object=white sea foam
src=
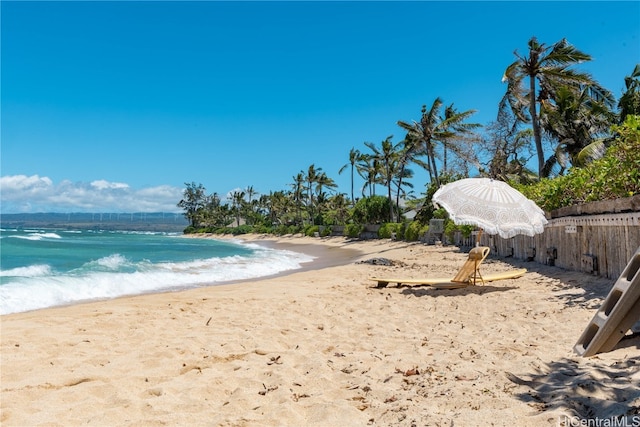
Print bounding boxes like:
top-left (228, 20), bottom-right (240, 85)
top-left (39, 232), bottom-right (62, 239)
top-left (116, 230), bottom-right (178, 236)
top-left (88, 254), bottom-right (130, 271)
top-left (0, 264), bottom-right (53, 278)
top-left (0, 246), bottom-right (315, 315)
top-left (12, 232), bottom-right (62, 241)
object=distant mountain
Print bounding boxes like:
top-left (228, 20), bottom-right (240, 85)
top-left (0, 212), bottom-right (188, 232)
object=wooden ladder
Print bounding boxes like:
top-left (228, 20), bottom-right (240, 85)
top-left (574, 245), bottom-right (640, 357)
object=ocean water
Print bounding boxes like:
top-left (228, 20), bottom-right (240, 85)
top-left (0, 228), bottom-right (315, 315)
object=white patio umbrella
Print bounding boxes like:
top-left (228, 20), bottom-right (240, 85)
top-left (432, 177), bottom-right (548, 240)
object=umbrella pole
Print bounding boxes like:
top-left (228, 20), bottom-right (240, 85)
top-left (476, 228), bottom-right (483, 247)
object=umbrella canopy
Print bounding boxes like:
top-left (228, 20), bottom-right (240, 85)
top-left (432, 178), bottom-right (548, 239)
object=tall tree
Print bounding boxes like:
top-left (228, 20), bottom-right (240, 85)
top-left (393, 165), bottom-right (415, 221)
top-left (313, 172), bottom-right (337, 224)
top-left (500, 37), bottom-right (608, 176)
top-left (398, 100), bottom-right (441, 185)
top-left (245, 186), bottom-right (257, 205)
top-left (356, 154), bottom-right (380, 197)
top-left (231, 190), bottom-right (245, 227)
top-left (202, 192), bottom-right (225, 227)
top-left (267, 191), bottom-right (290, 226)
top-left (315, 171), bottom-right (337, 197)
top-left (394, 132), bottom-right (424, 221)
top-left (365, 136), bottom-right (399, 222)
top-left (397, 98), bottom-right (478, 187)
top-left (242, 185), bottom-right (260, 225)
top-left (325, 193), bottom-right (350, 225)
top-left (619, 64), bottom-right (640, 123)
top-left (289, 173), bottom-right (305, 225)
top-left (539, 84), bottom-right (615, 174)
top-left (482, 110), bottom-right (537, 184)
top-left (338, 147), bottom-right (361, 205)
top-left (177, 182), bottom-right (206, 228)
top-left (440, 104), bottom-right (482, 175)
top-left (304, 164), bottom-right (323, 223)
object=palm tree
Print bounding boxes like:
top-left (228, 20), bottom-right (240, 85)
top-left (202, 192), bottom-right (224, 227)
top-left (243, 186), bottom-right (259, 225)
top-left (315, 171), bottom-right (337, 197)
top-left (313, 172), bottom-right (337, 224)
top-left (365, 136), bottom-right (399, 222)
top-left (245, 186), bottom-right (257, 205)
top-left (440, 104), bottom-right (482, 175)
top-left (267, 191), bottom-right (291, 226)
top-left (304, 164), bottom-right (323, 223)
top-left (397, 98), bottom-right (478, 187)
top-left (355, 154), bottom-right (379, 197)
top-left (500, 37), bottom-right (608, 176)
top-left (393, 166), bottom-right (414, 220)
top-left (539, 84), bottom-right (615, 174)
top-left (231, 190), bottom-right (245, 227)
top-left (619, 64), bottom-right (640, 122)
top-left (256, 193), bottom-right (271, 224)
top-left (338, 147), bottom-right (361, 206)
top-left (326, 193), bottom-right (350, 225)
top-left (289, 173), bottom-right (305, 225)
top-left (398, 101), bottom-right (440, 184)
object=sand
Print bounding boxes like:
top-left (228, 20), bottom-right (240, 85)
top-left (1, 235), bottom-right (639, 427)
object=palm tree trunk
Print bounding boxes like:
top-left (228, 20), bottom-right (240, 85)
top-left (350, 164), bottom-right (355, 205)
top-left (387, 181), bottom-right (393, 223)
top-left (395, 167), bottom-right (404, 224)
top-left (427, 141), bottom-right (440, 186)
top-left (443, 142), bottom-right (448, 175)
top-left (529, 74), bottom-right (544, 176)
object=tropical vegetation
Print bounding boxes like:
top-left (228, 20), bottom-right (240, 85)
top-left (178, 37), bottom-right (640, 241)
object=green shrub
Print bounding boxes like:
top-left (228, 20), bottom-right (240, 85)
top-left (305, 225), bottom-right (320, 237)
top-left (459, 225), bottom-right (474, 238)
top-left (183, 226), bottom-right (197, 234)
top-left (288, 225), bottom-right (303, 235)
top-left (519, 115), bottom-right (640, 211)
top-left (230, 225), bottom-right (252, 235)
top-left (404, 221), bottom-right (424, 241)
top-left (444, 219), bottom-right (457, 243)
top-left (418, 223), bottom-right (429, 241)
top-left (272, 225), bottom-right (288, 235)
top-left (396, 222), bottom-right (407, 240)
top-left (251, 224), bottom-right (271, 234)
top-left (351, 195), bottom-right (392, 224)
top-left (378, 223), bottom-right (397, 239)
top-left (344, 223), bottom-right (364, 238)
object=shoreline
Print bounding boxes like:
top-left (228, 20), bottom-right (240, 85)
top-left (0, 234), bottom-right (365, 317)
top-left (2, 236), bottom-right (638, 426)
top-left (214, 233), bottom-right (368, 274)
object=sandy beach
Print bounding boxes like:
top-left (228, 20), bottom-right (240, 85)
top-left (2, 235), bottom-right (639, 426)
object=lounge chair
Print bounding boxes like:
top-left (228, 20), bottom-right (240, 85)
top-left (369, 246), bottom-right (526, 289)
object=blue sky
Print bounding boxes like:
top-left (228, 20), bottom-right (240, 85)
top-left (1, 1), bottom-right (639, 213)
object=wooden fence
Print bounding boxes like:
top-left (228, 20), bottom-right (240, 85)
top-left (477, 197), bottom-right (640, 280)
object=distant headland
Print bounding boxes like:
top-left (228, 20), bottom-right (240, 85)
top-left (0, 212), bottom-right (188, 232)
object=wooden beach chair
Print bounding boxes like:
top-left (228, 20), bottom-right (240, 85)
top-left (369, 246), bottom-right (525, 289)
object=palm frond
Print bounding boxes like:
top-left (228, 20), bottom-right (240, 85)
top-left (574, 138), bottom-right (607, 166)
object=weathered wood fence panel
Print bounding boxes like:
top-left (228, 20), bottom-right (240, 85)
top-left (479, 212), bottom-right (640, 279)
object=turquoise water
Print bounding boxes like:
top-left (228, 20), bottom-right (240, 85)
top-left (0, 228), bottom-right (314, 314)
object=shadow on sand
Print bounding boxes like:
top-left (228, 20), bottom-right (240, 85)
top-left (505, 346), bottom-right (640, 422)
top-left (398, 284), bottom-right (517, 298)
